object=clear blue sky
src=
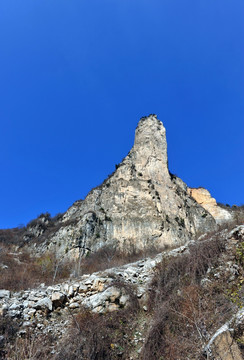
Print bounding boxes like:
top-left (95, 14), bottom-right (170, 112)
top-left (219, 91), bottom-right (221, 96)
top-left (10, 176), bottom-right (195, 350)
top-left (0, 0), bottom-right (243, 229)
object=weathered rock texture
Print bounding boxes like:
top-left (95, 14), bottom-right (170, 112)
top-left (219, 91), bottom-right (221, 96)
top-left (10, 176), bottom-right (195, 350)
top-left (33, 115), bottom-right (217, 257)
top-left (209, 330), bottom-right (242, 360)
top-left (187, 187), bottom-right (232, 224)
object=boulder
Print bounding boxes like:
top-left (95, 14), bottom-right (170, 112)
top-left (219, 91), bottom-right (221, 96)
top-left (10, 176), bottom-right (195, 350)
top-left (0, 290), bottom-right (10, 299)
top-left (83, 286), bottom-right (121, 310)
top-left (33, 297), bottom-right (52, 311)
top-left (69, 302), bottom-right (80, 309)
top-left (211, 331), bottom-right (242, 360)
top-left (51, 292), bottom-right (66, 308)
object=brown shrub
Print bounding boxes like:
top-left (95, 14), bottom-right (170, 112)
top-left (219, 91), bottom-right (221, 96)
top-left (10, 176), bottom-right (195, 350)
top-left (142, 284), bottom-right (232, 359)
top-left (78, 244), bottom-right (162, 276)
top-left (148, 236), bottom-right (225, 308)
top-left (55, 281), bottom-right (140, 360)
top-left (0, 212), bottom-right (67, 248)
top-left (0, 316), bottom-right (21, 359)
top-left (0, 247), bottom-right (72, 291)
top-left (3, 331), bottom-right (55, 360)
top-left (0, 227), bottom-right (26, 246)
top-left (56, 310), bottom-right (135, 360)
top-left (141, 236), bottom-right (233, 359)
top-left (0, 241), bottom-right (161, 291)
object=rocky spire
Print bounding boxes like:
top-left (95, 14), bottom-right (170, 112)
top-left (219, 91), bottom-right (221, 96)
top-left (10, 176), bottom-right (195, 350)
top-left (122, 114), bottom-right (170, 182)
top-left (133, 115), bottom-right (168, 171)
top-left (42, 115), bottom-right (217, 257)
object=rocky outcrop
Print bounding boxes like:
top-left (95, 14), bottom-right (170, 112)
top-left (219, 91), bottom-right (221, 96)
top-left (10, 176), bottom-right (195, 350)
top-left (36, 115), bottom-right (216, 257)
top-left (187, 187), bottom-right (232, 224)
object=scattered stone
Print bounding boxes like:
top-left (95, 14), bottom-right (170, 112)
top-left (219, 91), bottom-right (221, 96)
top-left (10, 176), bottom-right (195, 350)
top-left (69, 302), bottom-right (80, 309)
top-left (9, 303), bottom-right (21, 311)
top-left (28, 309), bottom-right (36, 317)
top-left (51, 292), bottom-right (66, 308)
top-left (106, 303), bottom-right (119, 312)
top-left (120, 294), bottom-right (129, 307)
top-left (0, 290), bottom-right (10, 298)
top-left (78, 284), bottom-right (88, 293)
top-left (22, 321), bottom-right (32, 327)
top-left (68, 286), bottom-right (74, 297)
top-left (34, 297), bottom-right (52, 311)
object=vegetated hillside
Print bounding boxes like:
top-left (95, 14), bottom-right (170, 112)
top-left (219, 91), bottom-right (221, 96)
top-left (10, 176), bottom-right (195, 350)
top-left (1, 217), bottom-right (244, 359)
top-left (0, 206), bottom-right (243, 293)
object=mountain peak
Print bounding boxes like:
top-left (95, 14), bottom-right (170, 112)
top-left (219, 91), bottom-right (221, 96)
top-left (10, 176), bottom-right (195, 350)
top-left (129, 114), bottom-right (169, 179)
top-left (55, 115), bottom-right (217, 257)
top-left (135, 114), bottom-right (166, 150)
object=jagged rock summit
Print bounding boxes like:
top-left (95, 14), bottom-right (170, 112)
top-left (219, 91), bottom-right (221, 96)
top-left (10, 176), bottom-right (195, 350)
top-left (41, 115), bottom-right (217, 257)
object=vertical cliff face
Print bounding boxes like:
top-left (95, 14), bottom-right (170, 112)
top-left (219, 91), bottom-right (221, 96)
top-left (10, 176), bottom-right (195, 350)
top-left (43, 115), bottom-right (217, 256)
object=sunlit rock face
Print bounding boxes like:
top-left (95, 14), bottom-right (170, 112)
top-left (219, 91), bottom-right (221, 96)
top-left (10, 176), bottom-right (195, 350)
top-left (45, 115), bottom-right (217, 256)
top-left (187, 187), bottom-right (232, 224)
